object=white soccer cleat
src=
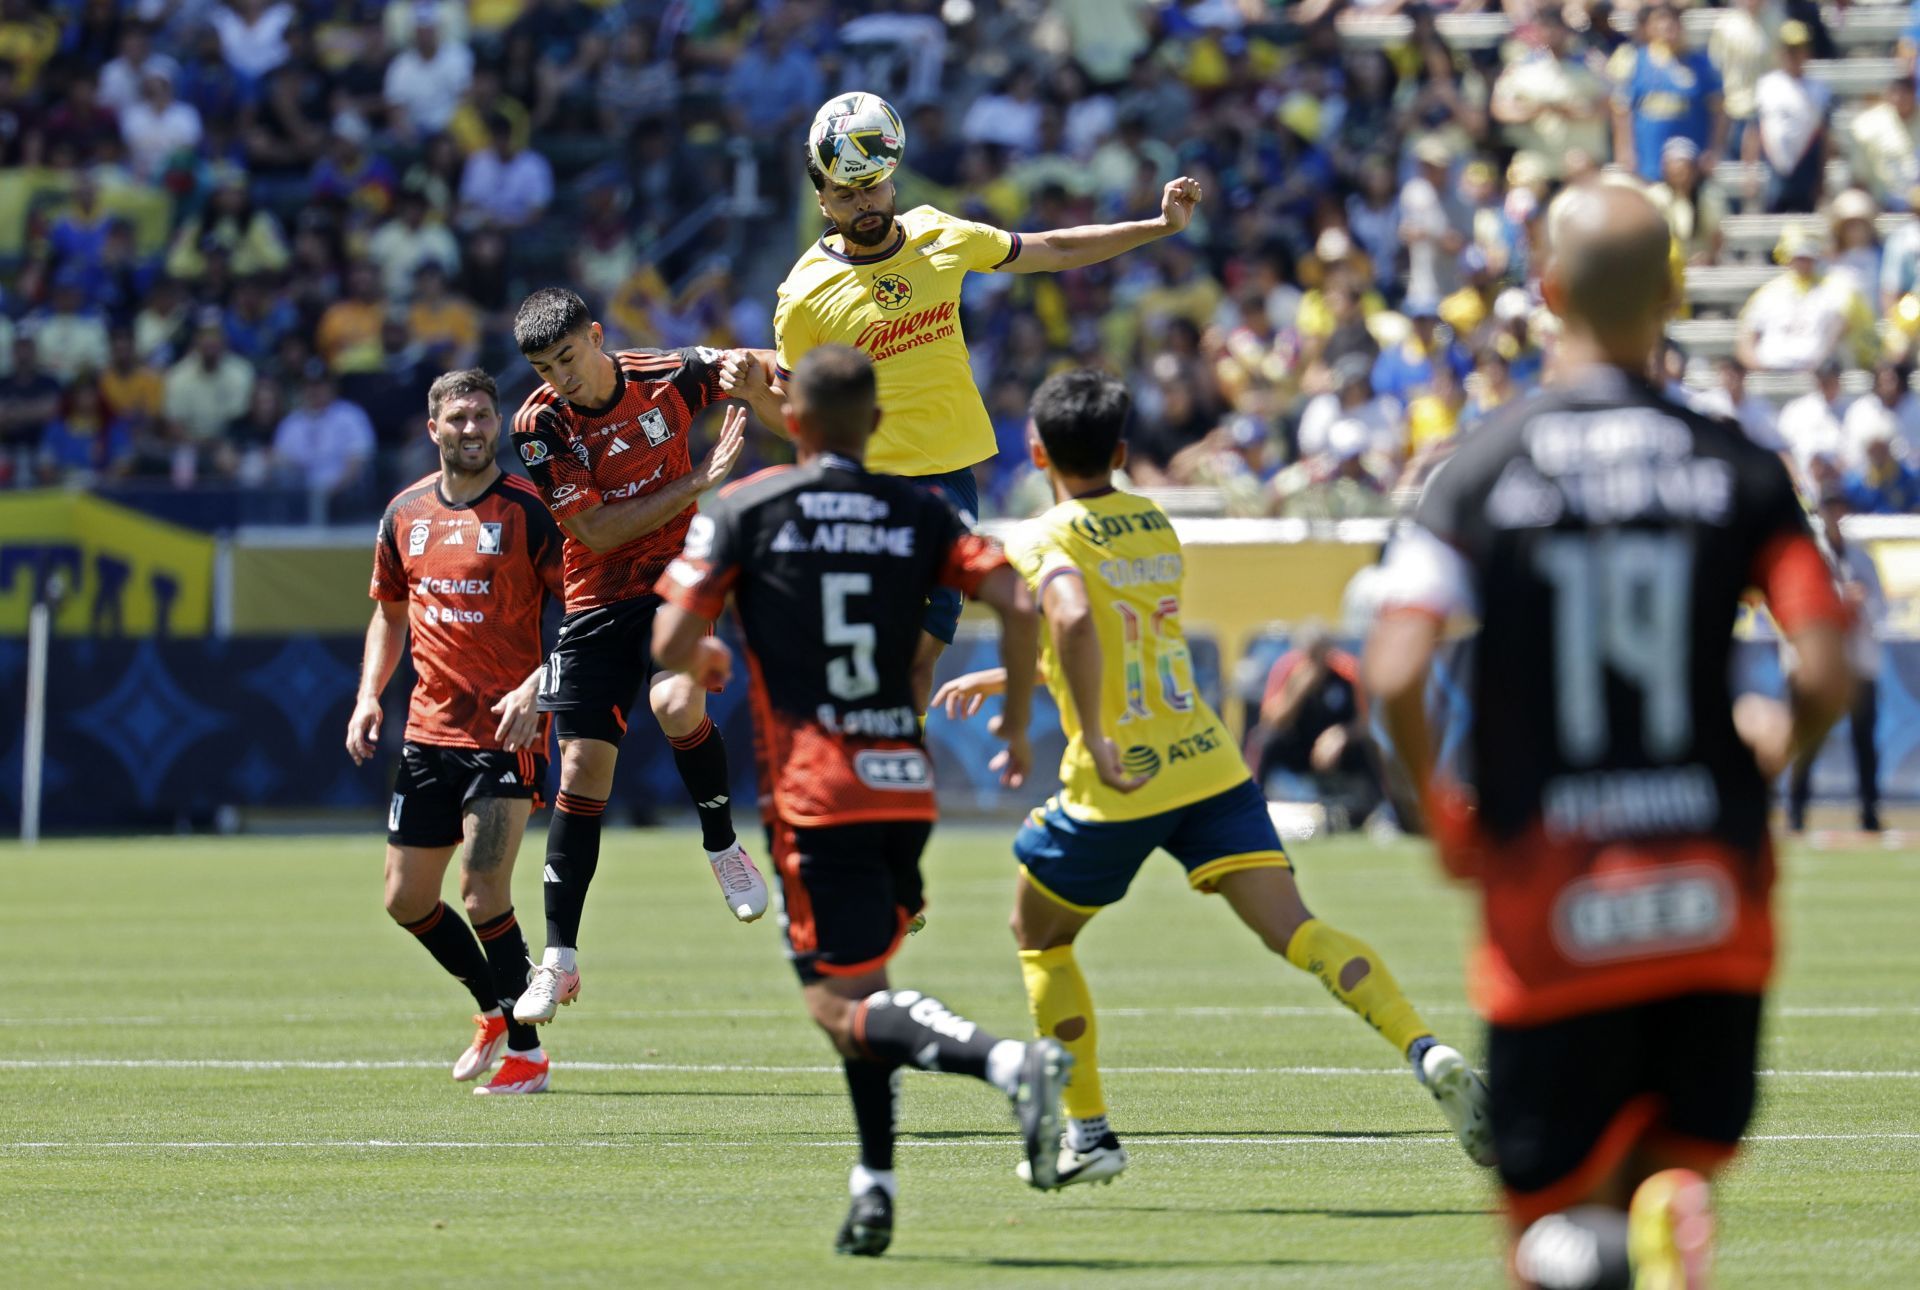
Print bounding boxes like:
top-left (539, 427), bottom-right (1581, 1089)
top-left (451, 1013), bottom-right (508, 1082)
top-left (513, 959), bottom-right (580, 1023)
top-left (708, 842), bottom-right (769, 923)
top-left (1016, 1132), bottom-right (1129, 1189)
top-left (1421, 1043), bottom-right (1497, 1167)
top-left (473, 1050), bottom-right (550, 1096)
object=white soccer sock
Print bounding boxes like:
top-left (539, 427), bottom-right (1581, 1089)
top-left (543, 946), bottom-right (578, 973)
top-left (985, 1040), bottom-right (1026, 1096)
top-left (1067, 1115), bottom-right (1110, 1152)
top-left (507, 1046), bottom-right (544, 1061)
top-left (849, 1164), bottom-right (897, 1198)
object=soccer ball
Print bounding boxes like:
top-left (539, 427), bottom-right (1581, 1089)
top-left (807, 92), bottom-right (906, 189)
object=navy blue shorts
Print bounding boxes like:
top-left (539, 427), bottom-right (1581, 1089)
top-left (1013, 779), bottom-right (1291, 911)
top-left (915, 467), bottom-right (979, 645)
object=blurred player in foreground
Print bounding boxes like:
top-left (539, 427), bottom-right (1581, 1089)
top-left (935, 369), bottom-right (1493, 1188)
top-left (734, 91), bottom-right (1205, 711)
top-left (348, 369), bottom-right (563, 1095)
top-left (507, 288), bottom-right (787, 1023)
top-left (651, 346), bottom-right (1071, 1257)
top-left (1364, 184), bottom-right (1854, 1289)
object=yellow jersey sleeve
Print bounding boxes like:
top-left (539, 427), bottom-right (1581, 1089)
top-left (773, 277), bottom-right (819, 378)
top-left (941, 213), bottom-right (1021, 274)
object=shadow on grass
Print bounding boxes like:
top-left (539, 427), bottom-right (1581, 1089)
top-left (545, 1088), bottom-right (843, 1099)
top-left (895, 1255), bottom-right (1352, 1271)
top-left (1100, 1203), bottom-right (1495, 1219)
top-left (1118, 1128), bottom-right (1444, 1140)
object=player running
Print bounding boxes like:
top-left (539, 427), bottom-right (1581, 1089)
top-left (651, 347), bottom-right (1070, 1257)
top-left (728, 91), bottom-right (1203, 711)
top-left (1363, 184), bottom-right (1853, 1290)
top-left (507, 288), bottom-right (787, 1023)
top-left (934, 369), bottom-right (1493, 1187)
top-left (348, 368), bottom-right (562, 1096)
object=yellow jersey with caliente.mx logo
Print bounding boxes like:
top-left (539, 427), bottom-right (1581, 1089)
top-left (774, 205), bottom-right (1022, 478)
top-left (1006, 490), bottom-right (1249, 823)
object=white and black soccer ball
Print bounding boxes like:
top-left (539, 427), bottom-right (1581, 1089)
top-left (807, 92), bottom-right (906, 189)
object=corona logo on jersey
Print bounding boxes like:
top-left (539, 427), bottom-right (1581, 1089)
top-left (873, 273), bottom-right (913, 310)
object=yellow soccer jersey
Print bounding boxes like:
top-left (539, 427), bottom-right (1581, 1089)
top-left (774, 205), bottom-right (1020, 478)
top-left (1007, 490), bottom-right (1249, 823)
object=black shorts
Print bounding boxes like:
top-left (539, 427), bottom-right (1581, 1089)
top-left (536, 597), bottom-right (661, 746)
top-left (388, 742), bottom-right (548, 848)
top-left (1489, 992), bottom-right (1762, 1223)
top-left (773, 819), bottom-right (931, 984)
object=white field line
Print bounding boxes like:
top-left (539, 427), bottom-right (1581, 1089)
top-left (4, 1133), bottom-right (1916, 1152)
top-left (5, 1058), bottom-right (1920, 1079)
top-left (3, 1003), bottom-right (1917, 1027)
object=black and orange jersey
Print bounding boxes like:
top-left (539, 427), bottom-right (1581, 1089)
top-left (371, 471), bottom-right (564, 749)
top-left (510, 346), bottom-right (727, 612)
top-left (1379, 366), bottom-right (1849, 1025)
top-left (656, 454), bottom-right (1007, 828)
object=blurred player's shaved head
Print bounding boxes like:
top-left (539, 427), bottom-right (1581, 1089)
top-left (1542, 184), bottom-right (1675, 369)
top-left (787, 346), bottom-right (880, 457)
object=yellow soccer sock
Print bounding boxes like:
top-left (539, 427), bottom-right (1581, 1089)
top-left (1018, 944), bottom-right (1107, 1120)
top-left (1282, 918), bottom-right (1433, 1057)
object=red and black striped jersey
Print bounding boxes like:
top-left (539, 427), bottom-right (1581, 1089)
top-left (510, 346), bottom-right (726, 612)
top-left (371, 471), bottom-right (564, 749)
top-left (656, 454), bottom-right (1008, 827)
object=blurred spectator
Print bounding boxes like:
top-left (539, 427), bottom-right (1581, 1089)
top-left (118, 65), bottom-right (202, 181)
top-left (48, 175), bottom-right (115, 274)
top-left (1489, 10), bottom-right (1608, 184)
top-left (1737, 225), bottom-right (1877, 372)
top-left (1408, 355), bottom-right (1466, 451)
top-left (42, 380), bottom-right (132, 479)
top-left (99, 24), bottom-right (179, 116)
top-left (24, 272), bottom-right (112, 385)
top-left (367, 187), bottom-right (459, 299)
top-left (963, 68), bottom-right (1044, 152)
top-left (1648, 137), bottom-right (1727, 265)
top-left (1847, 360), bottom-right (1920, 459)
top-left (1778, 358), bottom-right (1855, 474)
top-left (1848, 79), bottom-right (1920, 214)
top-left (271, 362), bottom-right (375, 500)
top-left (1694, 355), bottom-right (1787, 451)
top-left (1788, 489), bottom-right (1883, 832)
top-left (209, 0), bottom-right (293, 88)
top-left (1458, 347), bottom-right (1514, 434)
top-left (383, 3), bottom-right (471, 140)
top-left (1372, 298), bottom-right (1468, 407)
top-left (1274, 417), bottom-right (1392, 520)
top-left (1748, 22), bottom-right (1830, 214)
top-left (99, 328), bottom-right (166, 432)
top-left (1345, 155), bottom-right (1400, 296)
top-left (596, 26), bottom-right (677, 137)
top-left (1708, 0), bottom-right (1772, 162)
top-left (458, 113), bottom-right (553, 230)
top-left (164, 311), bottom-right (255, 448)
top-left (1399, 134), bottom-right (1468, 302)
top-left (1614, 5), bottom-right (1725, 181)
top-left (1246, 626), bottom-right (1378, 816)
top-left (405, 263), bottom-right (480, 369)
top-left (315, 262), bottom-right (387, 374)
top-left (1881, 205), bottom-right (1920, 318)
top-left (42, 72), bottom-right (120, 164)
top-left (308, 114), bottom-right (395, 217)
top-left (1300, 354), bottom-right (1401, 463)
top-left (165, 170), bottom-right (289, 279)
top-left (724, 19), bottom-right (822, 144)
top-left (1843, 404), bottom-right (1920, 512)
top-left (0, 0), bottom-right (58, 89)
top-left (0, 336), bottom-right (62, 457)
top-left (1830, 190), bottom-right (1884, 303)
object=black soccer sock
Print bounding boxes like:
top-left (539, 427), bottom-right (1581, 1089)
top-left (399, 902), bottom-right (495, 1013)
top-left (843, 1058), bottom-right (900, 1172)
top-left (853, 989), bottom-right (1004, 1081)
top-left (668, 716), bottom-right (737, 853)
top-left (544, 791), bottom-right (606, 949)
top-left (473, 907), bottom-right (541, 1051)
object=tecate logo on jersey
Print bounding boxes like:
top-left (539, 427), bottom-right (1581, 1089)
top-left (854, 749), bottom-right (932, 791)
top-left (1550, 862), bottom-right (1735, 964)
top-left (423, 606), bottom-right (487, 624)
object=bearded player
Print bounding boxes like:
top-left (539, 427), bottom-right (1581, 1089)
top-left (349, 368), bottom-right (563, 1095)
top-left (722, 91), bottom-right (1204, 712)
top-left (508, 287), bottom-right (787, 1023)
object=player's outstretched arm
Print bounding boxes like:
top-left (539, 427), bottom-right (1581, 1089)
top-left (716, 350), bottom-right (790, 437)
top-left (1362, 609), bottom-right (1443, 803)
top-left (651, 605), bottom-right (733, 691)
top-left (490, 667), bottom-right (544, 753)
top-left (561, 407), bottom-right (748, 553)
top-left (347, 601), bottom-right (408, 765)
top-left (1042, 571), bottom-right (1149, 794)
top-left (971, 564), bottom-right (1039, 789)
top-left (1003, 177), bottom-right (1203, 275)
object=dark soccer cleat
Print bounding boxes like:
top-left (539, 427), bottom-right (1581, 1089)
top-left (1011, 1039), bottom-right (1074, 1190)
top-left (834, 1187), bottom-right (893, 1257)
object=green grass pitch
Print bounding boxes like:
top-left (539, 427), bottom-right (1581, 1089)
top-left (2, 828), bottom-right (1916, 1287)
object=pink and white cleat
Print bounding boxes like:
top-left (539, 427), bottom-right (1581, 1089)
top-left (708, 842), bottom-right (769, 923)
top-left (473, 1050), bottom-right (550, 1096)
top-left (513, 959), bottom-right (580, 1023)
top-left (452, 1013), bottom-right (508, 1082)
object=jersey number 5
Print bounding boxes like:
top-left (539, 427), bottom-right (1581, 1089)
top-left (1114, 597), bottom-right (1197, 723)
top-left (822, 573), bottom-right (880, 701)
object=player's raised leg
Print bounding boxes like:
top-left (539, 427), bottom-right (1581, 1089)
top-left (457, 795), bottom-right (549, 1095)
top-left (517, 736), bottom-right (609, 1022)
top-left (649, 670), bottom-right (766, 922)
top-left (1009, 871), bottom-right (1127, 1189)
top-left (1214, 859), bottom-right (1494, 1167)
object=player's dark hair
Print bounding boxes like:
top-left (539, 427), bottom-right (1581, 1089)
top-left (427, 368), bottom-right (498, 420)
top-left (513, 287), bottom-right (592, 355)
top-left (1029, 368), bottom-right (1131, 477)
top-left (791, 346), bottom-right (877, 454)
top-left (805, 156), bottom-right (828, 192)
